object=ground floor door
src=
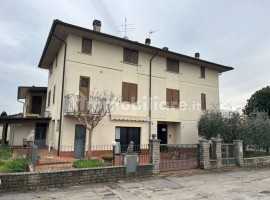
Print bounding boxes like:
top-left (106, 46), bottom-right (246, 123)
top-left (158, 124), bottom-right (168, 151)
top-left (35, 123), bottom-right (47, 148)
top-left (74, 125), bottom-right (86, 158)
top-left (116, 127), bottom-right (141, 153)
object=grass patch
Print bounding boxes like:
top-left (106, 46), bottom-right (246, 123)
top-left (244, 151), bottom-right (270, 158)
top-left (73, 159), bottom-right (107, 168)
top-left (0, 157), bottom-right (29, 173)
top-left (102, 154), bottom-right (113, 159)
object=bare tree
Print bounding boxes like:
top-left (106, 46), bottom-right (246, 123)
top-left (70, 90), bottom-right (118, 158)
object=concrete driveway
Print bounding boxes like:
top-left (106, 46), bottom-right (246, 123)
top-left (1, 168), bottom-right (270, 200)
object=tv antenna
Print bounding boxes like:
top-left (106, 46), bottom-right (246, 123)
top-left (118, 18), bottom-right (135, 39)
top-left (149, 29), bottom-right (157, 39)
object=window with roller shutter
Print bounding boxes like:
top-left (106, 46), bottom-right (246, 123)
top-left (81, 37), bottom-right (92, 54)
top-left (123, 48), bottom-right (138, 65)
top-left (166, 58), bottom-right (179, 73)
top-left (166, 88), bottom-right (179, 107)
top-left (122, 82), bottom-right (137, 103)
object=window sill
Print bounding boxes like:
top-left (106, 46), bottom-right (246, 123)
top-left (122, 61), bottom-right (138, 66)
top-left (166, 105), bottom-right (180, 109)
top-left (164, 70), bottom-right (179, 74)
top-left (121, 101), bottom-right (138, 105)
top-left (79, 52), bottom-right (92, 56)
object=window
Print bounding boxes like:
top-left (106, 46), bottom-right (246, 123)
top-left (122, 82), bottom-right (138, 103)
top-left (166, 89), bottom-right (180, 107)
top-left (123, 48), bottom-right (138, 65)
top-left (53, 85), bottom-right (56, 104)
top-left (81, 37), bottom-right (92, 54)
top-left (166, 58), bottom-right (179, 73)
top-left (201, 93), bottom-right (206, 110)
top-left (200, 66), bottom-right (205, 78)
top-left (48, 90), bottom-right (51, 107)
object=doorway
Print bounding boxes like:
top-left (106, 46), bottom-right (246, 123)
top-left (35, 123), bottom-right (47, 148)
top-left (32, 96), bottom-right (42, 114)
top-left (74, 125), bottom-right (86, 158)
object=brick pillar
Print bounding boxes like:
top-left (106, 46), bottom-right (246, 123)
top-left (233, 140), bottom-right (243, 166)
top-left (199, 139), bottom-right (210, 170)
top-left (212, 138), bottom-right (222, 168)
top-left (149, 139), bottom-right (161, 174)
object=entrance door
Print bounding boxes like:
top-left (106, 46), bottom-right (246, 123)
top-left (35, 123), bottom-right (47, 148)
top-left (32, 96), bottom-right (42, 114)
top-left (74, 125), bottom-right (86, 158)
top-left (158, 124), bottom-right (167, 144)
top-left (158, 124), bottom-right (168, 152)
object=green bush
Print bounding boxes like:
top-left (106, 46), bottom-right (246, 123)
top-left (102, 154), bottom-right (113, 159)
top-left (244, 151), bottom-right (270, 158)
top-left (0, 157), bottom-right (29, 173)
top-left (0, 148), bottom-right (11, 160)
top-left (73, 159), bottom-right (107, 168)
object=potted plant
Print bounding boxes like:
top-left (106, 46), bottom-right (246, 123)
top-left (102, 153), bottom-right (113, 163)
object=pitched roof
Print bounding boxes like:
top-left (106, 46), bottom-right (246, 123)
top-left (38, 19), bottom-right (234, 73)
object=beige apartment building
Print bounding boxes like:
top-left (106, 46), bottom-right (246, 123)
top-left (36, 19), bottom-right (233, 157)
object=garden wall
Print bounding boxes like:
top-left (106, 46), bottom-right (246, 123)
top-left (0, 164), bottom-right (153, 193)
top-left (243, 156), bottom-right (270, 167)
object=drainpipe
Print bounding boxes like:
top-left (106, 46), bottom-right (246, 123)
top-left (51, 33), bottom-right (67, 156)
top-left (149, 50), bottom-right (159, 140)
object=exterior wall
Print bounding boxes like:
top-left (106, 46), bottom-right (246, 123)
top-left (46, 33), bottom-right (221, 147)
top-left (12, 123), bottom-right (35, 146)
top-left (61, 116), bottom-right (149, 147)
top-left (243, 156), bottom-right (270, 167)
top-left (0, 165), bottom-right (153, 192)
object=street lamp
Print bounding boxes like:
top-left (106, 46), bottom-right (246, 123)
top-left (112, 140), bottom-right (116, 166)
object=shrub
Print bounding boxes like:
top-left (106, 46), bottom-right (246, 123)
top-left (0, 148), bottom-right (11, 160)
top-left (73, 159), bottom-right (106, 168)
top-left (102, 154), bottom-right (113, 159)
top-left (0, 157), bottom-right (29, 173)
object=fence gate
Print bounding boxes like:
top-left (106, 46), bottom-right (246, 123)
top-left (29, 143), bottom-right (38, 171)
top-left (221, 143), bottom-right (236, 166)
top-left (160, 144), bottom-right (199, 171)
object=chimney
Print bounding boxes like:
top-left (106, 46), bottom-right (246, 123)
top-left (195, 52), bottom-right (200, 59)
top-left (163, 47), bottom-right (169, 51)
top-left (145, 38), bottom-right (151, 45)
top-left (93, 19), bottom-right (101, 32)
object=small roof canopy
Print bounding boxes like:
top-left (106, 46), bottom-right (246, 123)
top-left (17, 86), bottom-right (47, 100)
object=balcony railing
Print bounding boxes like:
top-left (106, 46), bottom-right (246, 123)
top-left (64, 94), bottom-right (107, 115)
top-left (25, 105), bottom-right (46, 117)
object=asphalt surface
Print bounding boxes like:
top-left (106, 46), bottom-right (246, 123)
top-left (1, 168), bottom-right (270, 199)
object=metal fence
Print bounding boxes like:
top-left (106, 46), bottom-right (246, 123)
top-left (29, 143), bottom-right (38, 170)
top-left (0, 144), bottom-right (150, 172)
top-left (221, 143), bottom-right (236, 166)
top-left (160, 144), bottom-right (199, 171)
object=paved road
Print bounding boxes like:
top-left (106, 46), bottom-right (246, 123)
top-left (1, 168), bottom-right (270, 200)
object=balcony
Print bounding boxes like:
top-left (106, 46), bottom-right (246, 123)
top-left (64, 94), bottom-right (107, 116)
top-left (25, 105), bottom-right (47, 117)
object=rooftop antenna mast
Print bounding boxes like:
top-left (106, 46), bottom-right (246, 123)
top-left (118, 17), bottom-right (135, 39)
top-left (149, 29), bottom-right (157, 39)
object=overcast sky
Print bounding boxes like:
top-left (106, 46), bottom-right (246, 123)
top-left (0, 0), bottom-right (269, 114)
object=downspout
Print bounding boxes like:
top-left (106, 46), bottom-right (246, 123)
top-left (51, 33), bottom-right (67, 156)
top-left (149, 50), bottom-right (159, 140)
top-left (17, 99), bottom-right (25, 117)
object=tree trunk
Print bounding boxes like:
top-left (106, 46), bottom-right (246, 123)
top-left (87, 128), bottom-right (93, 159)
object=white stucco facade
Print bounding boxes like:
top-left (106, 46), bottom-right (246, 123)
top-left (45, 31), bottom-right (223, 149)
